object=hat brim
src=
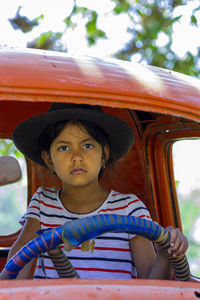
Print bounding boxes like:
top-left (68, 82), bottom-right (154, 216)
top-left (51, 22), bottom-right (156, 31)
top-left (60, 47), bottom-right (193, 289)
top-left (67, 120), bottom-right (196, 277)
top-left (12, 108), bottom-right (134, 166)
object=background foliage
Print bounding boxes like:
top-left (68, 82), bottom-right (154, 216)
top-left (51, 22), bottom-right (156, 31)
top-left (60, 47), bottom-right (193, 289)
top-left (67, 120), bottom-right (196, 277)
top-left (8, 0), bottom-right (200, 77)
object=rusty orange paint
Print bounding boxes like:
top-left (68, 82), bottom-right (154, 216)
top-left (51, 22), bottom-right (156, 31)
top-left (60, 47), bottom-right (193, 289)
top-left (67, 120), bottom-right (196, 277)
top-left (0, 50), bottom-right (200, 121)
top-left (0, 279), bottom-right (199, 300)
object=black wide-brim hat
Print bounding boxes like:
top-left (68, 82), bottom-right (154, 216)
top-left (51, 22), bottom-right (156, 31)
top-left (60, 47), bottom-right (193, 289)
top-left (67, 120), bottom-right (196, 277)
top-left (12, 102), bottom-right (134, 166)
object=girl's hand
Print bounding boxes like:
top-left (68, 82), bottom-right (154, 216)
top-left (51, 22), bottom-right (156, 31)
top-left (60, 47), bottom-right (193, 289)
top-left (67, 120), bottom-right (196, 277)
top-left (166, 226), bottom-right (189, 257)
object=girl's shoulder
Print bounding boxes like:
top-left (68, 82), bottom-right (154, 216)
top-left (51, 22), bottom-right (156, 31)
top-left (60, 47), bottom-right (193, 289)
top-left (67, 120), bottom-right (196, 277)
top-left (101, 190), bottom-right (150, 218)
top-left (99, 190), bottom-right (143, 211)
top-left (33, 186), bottom-right (60, 200)
top-left (108, 190), bottom-right (140, 202)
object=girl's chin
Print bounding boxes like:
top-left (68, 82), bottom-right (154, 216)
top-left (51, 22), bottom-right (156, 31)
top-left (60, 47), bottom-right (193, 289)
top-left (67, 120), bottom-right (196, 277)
top-left (64, 179), bottom-right (98, 188)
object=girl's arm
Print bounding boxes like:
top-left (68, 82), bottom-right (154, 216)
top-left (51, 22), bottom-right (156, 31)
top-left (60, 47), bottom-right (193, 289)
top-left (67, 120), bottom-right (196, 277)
top-left (130, 227), bottom-right (188, 279)
top-left (130, 235), bottom-right (170, 279)
top-left (7, 217), bottom-right (41, 279)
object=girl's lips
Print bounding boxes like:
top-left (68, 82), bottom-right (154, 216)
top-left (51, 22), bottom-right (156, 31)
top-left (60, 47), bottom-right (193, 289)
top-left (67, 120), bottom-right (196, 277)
top-left (70, 168), bottom-right (87, 175)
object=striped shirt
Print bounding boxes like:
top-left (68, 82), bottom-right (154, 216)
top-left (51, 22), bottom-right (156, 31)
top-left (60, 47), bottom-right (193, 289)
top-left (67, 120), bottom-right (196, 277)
top-left (20, 187), bottom-right (151, 279)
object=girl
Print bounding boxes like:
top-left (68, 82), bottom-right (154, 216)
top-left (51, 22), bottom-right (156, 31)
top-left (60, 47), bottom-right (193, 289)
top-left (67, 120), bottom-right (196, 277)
top-left (8, 102), bottom-right (188, 279)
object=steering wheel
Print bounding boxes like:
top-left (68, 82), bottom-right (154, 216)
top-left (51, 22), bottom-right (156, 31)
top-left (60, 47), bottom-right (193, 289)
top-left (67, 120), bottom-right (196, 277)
top-left (0, 214), bottom-right (190, 281)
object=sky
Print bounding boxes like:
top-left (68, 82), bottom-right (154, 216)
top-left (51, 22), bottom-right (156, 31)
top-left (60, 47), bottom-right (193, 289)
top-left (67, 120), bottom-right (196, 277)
top-left (1, 0), bottom-right (200, 196)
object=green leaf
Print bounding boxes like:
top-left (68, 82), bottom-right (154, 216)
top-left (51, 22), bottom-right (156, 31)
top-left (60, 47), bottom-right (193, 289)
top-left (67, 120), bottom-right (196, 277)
top-left (64, 16), bottom-right (73, 27)
top-left (35, 14), bottom-right (44, 24)
top-left (74, 6), bottom-right (89, 17)
top-left (113, 0), bottom-right (130, 14)
top-left (171, 15), bottom-right (182, 24)
top-left (193, 5), bottom-right (200, 14)
top-left (86, 19), bottom-right (96, 34)
top-left (136, 9), bottom-right (143, 17)
top-left (27, 31), bottom-right (64, 51)
top-left (191, 15), bottom-right (197, 26)
top-left (86, 11), bottom-right (106, 45)
top-left (175, 180), bottom-right (179, 187)
top-left (9, 6), bottom-right (42, 33)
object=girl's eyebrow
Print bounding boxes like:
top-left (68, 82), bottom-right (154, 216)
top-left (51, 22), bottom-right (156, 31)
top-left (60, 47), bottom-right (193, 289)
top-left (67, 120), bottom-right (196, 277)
top-left (55, 140), bottom-right (69, 145)
top-left (55, 138), bottom-right (95, 145)
top-left (82, 138), bottom-right (95, 143)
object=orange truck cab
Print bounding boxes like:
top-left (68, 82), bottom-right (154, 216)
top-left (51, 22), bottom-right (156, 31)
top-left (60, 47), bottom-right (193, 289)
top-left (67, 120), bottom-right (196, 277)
top-left (0, 48), bottom-right (199, 299)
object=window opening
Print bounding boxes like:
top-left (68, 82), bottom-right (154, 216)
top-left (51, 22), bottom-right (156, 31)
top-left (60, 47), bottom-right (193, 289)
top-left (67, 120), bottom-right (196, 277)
top-left (0, 139), bottom-right (27, 235)
top-left (173, 139), bottom-right (200, 277)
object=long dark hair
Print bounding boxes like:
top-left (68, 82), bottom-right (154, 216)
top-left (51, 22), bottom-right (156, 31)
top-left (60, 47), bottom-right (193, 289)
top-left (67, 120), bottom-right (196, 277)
top-left (37, 119), bottom-right (115, 179)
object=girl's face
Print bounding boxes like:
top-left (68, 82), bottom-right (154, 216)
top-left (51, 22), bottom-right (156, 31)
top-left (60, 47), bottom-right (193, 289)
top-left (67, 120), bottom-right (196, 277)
top-left (42, 122), bottom-right (109, 189)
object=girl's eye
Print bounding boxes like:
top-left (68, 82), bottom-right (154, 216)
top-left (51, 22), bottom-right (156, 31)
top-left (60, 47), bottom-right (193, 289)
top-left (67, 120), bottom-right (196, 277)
top-left (83, 143), bottom-right (93, 149)
top-left (58, 145), bottom-right (69, 151)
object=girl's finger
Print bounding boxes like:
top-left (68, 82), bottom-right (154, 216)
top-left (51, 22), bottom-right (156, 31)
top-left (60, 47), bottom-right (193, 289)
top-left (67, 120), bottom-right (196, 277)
top-left (166, 226), bottom-right (178, 247)
top-left (168, 229), bottom-right (188, 256)
top-left (165, 226), bottom-right (189, 257)
top-left (172, 236), bottom-right (189, 257)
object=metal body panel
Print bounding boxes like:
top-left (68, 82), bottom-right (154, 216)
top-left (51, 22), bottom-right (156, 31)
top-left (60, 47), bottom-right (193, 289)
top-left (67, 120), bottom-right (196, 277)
top-left (0, 279), bottom-right (199, 300)
top-left (0, 49), bottom-right (200, 121)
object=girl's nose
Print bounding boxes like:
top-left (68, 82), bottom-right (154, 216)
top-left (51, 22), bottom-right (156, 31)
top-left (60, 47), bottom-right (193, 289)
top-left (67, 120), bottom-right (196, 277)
top-left (71, 150), bottom-right (83, 163)
top-left (72, 156), bottom-right (83, 163)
